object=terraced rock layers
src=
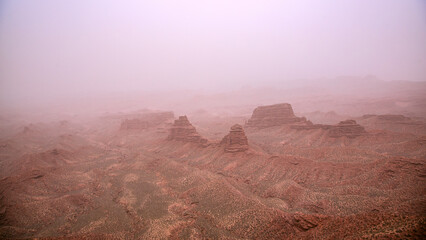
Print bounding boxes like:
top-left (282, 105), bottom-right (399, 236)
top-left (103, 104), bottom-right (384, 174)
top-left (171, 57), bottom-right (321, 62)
top-left (328, 120), bottom-right (366, 138)
top-left (246, 103), bottom-right (306, 128)
top-left (221, 124), bottom-right (249, 152)
top-left (168, 116), bottom-right (207, 144)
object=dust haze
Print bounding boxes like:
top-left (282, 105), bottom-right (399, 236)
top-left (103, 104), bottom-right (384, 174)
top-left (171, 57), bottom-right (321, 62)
top-left (1, 0), bottom-right (426, 116)
top-left (1, 1), bottom-right (426, 239)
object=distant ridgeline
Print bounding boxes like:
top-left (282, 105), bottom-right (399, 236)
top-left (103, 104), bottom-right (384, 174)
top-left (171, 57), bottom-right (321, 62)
top-left (246, 103), bottom-right (367, 138)
top-left (165, 102), bottom-right (369, 153)
top-left (120, 111), bottom-right (174, 130)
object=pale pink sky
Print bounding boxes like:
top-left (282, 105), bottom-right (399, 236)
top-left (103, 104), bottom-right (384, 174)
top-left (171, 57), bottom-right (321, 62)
top-left (0, 0), bottom-right (425, 105)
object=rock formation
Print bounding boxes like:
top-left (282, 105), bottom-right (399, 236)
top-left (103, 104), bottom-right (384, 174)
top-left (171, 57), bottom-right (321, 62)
top-left (121, 111), bottom-right (174, 130)
top-left (246, 103), bottom-right (306, 128)
top-left (221, 124), bottom-right (249, 152)
top-left (168, 116), bottom-right (207, 144)
top-left (367, 114), bottom-right (411, 122)
top-left (360, 114), bottom-right (420, 124)
top-left (357, 114), bottom-right (426, 135)
top-left (291, 119), bottom-right (367, 138)
top-left (328, 120), bottom-right (366, 138)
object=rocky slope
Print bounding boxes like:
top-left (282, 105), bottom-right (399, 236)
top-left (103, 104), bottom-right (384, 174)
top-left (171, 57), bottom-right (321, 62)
top-left (0, 105), bottom-right (425, 239)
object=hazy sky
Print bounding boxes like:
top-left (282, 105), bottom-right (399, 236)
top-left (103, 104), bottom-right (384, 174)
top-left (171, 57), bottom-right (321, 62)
top-left (1, 0), bottom-right (426, 106)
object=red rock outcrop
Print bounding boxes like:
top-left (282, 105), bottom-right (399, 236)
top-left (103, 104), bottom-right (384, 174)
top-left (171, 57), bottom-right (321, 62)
top-left (168, 116), bottom-right (207, 144)
top-left (357, 114), bottom-right (426, 135)
top-left (328, 120), bottom-right (366, 138)
top-left (290, 119), bottom-right (367, 139)
top-left (246, 103), bottom-right (306, 128)
top-left (221, 124), bottom-right (249, 152)
top-left (120, 111), bottom-right (174, 130)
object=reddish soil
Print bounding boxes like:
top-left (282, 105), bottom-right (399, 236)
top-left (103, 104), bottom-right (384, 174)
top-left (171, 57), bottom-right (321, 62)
top-left (0, 105), bottom-right (425, 239)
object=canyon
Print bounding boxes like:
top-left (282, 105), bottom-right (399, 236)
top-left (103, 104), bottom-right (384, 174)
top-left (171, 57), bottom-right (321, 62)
top-left (0, 102), bottom-right (425, 239)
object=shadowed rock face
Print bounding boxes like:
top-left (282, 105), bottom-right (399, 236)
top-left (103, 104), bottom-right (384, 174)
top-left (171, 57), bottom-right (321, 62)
top-left (246, 103), bottom-right (306, 128)
top-left (328, 120), bottom-right (366, 138)
top-left (168, 116), bottom-right (207, 144)
top-left (221, 124), bottom-right (249, 152)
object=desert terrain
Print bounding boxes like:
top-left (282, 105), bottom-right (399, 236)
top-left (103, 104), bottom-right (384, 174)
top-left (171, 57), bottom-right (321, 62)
top-left (0, 81), bottom-right (425, 239)
top-left (1, 1), bottom-right (425, 238)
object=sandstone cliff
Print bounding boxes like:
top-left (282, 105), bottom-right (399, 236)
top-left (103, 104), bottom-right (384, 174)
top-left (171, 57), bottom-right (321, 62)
top-left (246, 103), bottom-right (306, 128)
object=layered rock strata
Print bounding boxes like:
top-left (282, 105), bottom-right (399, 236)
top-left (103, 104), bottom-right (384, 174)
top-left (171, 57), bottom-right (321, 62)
top-left (328, 120), bottom-right (366, 138)
top-left (221, 124), bottom-right (249, 152)
top-left (168, 116), bottom-right (207, 144)
top-left (246, 103), bottom-right (306, 128)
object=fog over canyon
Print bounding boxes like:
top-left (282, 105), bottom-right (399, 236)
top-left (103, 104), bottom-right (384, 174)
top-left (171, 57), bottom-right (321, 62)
top-left (1, 0), bottom-right (425, 239)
